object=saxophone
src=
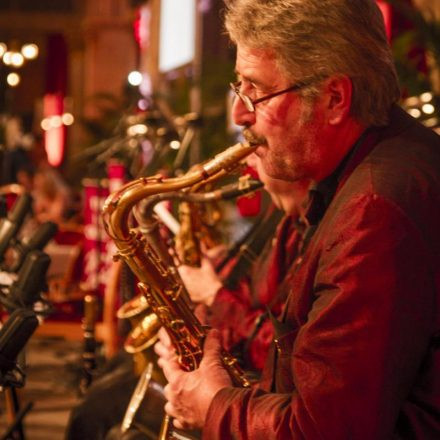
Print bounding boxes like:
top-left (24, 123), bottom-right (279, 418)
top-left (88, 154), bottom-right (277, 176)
top-left (119, 175), bottom-right (263, 358)
top-left (136, 175), bottom-right (263, 266)
top-left (102, 141), bottom-right (255, 385)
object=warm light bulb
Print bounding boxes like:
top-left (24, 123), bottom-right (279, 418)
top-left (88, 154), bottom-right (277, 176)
top-left (7, 72), bottom-right (20, 87)
top-left (21, 43), bottom-right (39, 59)
top-left (138, 99), bottom-right (148, 111)
top-left (422, 103), bottom-right (435, 115)
top-left (170, 140), bottom-right (181, 150)
top-left (51, 115), bottom-right (63, 128)
top-left (424, 117), bottom-right (438, 128)
top-left (41, 118), bottom-right (51, 131)
top-left (62, 113), bottom-right (74, 126)
top-left (128, 70), bottom-right (143, 86)
top-left (404, 96), bottom-right (420, 107)
top-left (420, 92), bottom-right (433, 103)
top-left (0, 43), bottom-right (7, 58)
top-left (11, 52), bottom-right (24, 67)
top-left (127, 124), bottom-right (148, 136)
top-left (408, 108), bottom-right (422, 119)
top-left (3, 51), bottom-right (13, 65)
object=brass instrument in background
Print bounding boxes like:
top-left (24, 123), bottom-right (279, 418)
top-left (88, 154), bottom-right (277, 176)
top-left (103, 142), bottom-right (256, 438)
top-left (0, 184), bottom-right (25, 196)
top-left (175, 176), bottom-right (263, 265)
top-left (79, 294), bottom-right (99, 395)
top-left (116, 294), bottom-right (161, 355)
top-left (137, 175), bottom-right (263, 266)
top-left (119, 176), bottom-right (262, 369)
top-left (117, 296), bottom-right (165, 436)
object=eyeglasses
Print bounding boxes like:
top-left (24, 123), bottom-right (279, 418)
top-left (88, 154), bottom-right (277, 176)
top-left (230, 79), bottom-right (317, 112)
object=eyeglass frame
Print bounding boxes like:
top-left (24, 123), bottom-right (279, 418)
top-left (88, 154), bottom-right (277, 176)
top-left (230, 78), bottom-right (319, 112)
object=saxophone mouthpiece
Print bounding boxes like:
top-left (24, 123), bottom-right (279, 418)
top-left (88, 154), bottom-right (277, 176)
top-left (242, 128), bottom-right (266, 147)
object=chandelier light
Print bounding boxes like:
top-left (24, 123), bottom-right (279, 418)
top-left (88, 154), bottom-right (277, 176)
top-left (0, 40), bottom-right (40, 88)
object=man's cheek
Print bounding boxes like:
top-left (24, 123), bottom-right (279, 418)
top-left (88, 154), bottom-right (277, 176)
top-left (261, 98), bottom-right (294, 126)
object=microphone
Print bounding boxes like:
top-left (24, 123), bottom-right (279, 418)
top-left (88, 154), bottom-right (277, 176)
top-left (8, 221), bottom-right (58, 272)
top-left (0, 309), bottom-right (38, 374)
top-left (4, 250), bottom-right (51, 310)
top-left (0, 194), bottom-right (33, 263)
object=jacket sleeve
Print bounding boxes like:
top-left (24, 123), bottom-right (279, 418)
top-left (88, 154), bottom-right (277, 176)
top-left (203, 193), bottom-right (436, 439)
top-left (209, 279), bottom-right (271, 359)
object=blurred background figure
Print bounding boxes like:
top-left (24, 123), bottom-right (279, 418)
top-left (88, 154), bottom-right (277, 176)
top-left (32, 164), bottom-right (78, 225)
top-left (1, 115), bottom-right (35, 190)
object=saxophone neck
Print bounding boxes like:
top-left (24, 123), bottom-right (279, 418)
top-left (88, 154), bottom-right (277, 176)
top-left (103, 141), bottom-right (257, 243)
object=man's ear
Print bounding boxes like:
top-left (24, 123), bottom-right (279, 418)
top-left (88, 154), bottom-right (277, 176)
top-left (323, 75), bottom-right (353, 125)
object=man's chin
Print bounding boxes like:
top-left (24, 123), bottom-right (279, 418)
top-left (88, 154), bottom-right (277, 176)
top-left (255, 145), bottom-right (266, 157)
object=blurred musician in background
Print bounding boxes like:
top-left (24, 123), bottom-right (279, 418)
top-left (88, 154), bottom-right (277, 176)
top-left (178, 153), bottom-right (310, 374)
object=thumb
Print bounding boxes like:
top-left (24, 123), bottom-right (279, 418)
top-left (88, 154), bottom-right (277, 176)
top-left (200, 256), bottom-right (216, 274)
top-left (201, 329), bottom-right (223, 366)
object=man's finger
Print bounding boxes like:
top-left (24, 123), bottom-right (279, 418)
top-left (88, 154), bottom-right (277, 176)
top-left (154, 340), bottom-right (176, 360)
top-left (164, 401), bottom-right (193, 431)
top-left (158, 327), bottom-right (172, 347)
top-left (164, 401), bottom-right (178, 419)
top-left (163, 383), bottom-right (171, 401)
top-left (177, 264), bottom-right (194, 279)
top-left (173, 417), bottom-right (190, 430)
top-left (158, 357), bottom-right (182, 382)
top-left (202, 329), bottom-right (223, 365)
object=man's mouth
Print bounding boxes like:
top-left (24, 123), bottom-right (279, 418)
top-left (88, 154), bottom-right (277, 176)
top-left (242, 128), bottom-right (266, 147)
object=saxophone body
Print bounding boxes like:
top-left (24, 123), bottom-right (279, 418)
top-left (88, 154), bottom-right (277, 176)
top-left (137, 174), bottom-right (263, 267)
top-left (102, 142), bottom-right (255, 383)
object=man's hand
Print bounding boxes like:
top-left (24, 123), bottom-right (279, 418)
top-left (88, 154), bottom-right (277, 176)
top-left (178, 257), bottom-right (223, 306)
top-left (154, 327), bottom-right (232, 430)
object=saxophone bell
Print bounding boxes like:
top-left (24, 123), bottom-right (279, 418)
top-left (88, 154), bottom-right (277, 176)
top-left (116, 294), bottom-right (161, 354)
top-left (124, 312), bottom-right (161, 354)
top-left (116, 294), bottom-right (149, 320)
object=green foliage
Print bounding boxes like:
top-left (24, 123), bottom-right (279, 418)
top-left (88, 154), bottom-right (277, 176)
top-left (199, 55), bottom-right (236, 160)
top-left (383, 0), bottom-right (440, 129)
top-left (65, 91), bottom-right (139, 185)
top-left (67, 49), bottom-right (236, 182)
top-left (386, 0), bottom-right (440, 94)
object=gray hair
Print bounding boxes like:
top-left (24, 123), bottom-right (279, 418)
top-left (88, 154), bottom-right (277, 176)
top-left (224, 0), bottom-right (401, 126)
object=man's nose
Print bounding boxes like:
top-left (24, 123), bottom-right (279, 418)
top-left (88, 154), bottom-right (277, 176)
top-left (231, 96), bottom-right (256, 127)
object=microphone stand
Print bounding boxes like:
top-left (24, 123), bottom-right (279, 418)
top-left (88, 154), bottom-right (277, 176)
top-left (1, 388), bottom-right (32, 440)
top-left (0, 247), bottom-right (51, 440)
top-left (0, 311), bottom-right (39, 440)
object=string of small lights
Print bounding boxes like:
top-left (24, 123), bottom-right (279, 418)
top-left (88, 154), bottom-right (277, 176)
top-left (0, 41), bottom-right (39, 87)
top-left (401, 91), bottom-right (439, 131)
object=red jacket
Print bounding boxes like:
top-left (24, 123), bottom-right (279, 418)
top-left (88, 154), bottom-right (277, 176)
top-left (204, 106), bottom-right (440, 439)
top-left (209, 214), bottom-right (301, 371)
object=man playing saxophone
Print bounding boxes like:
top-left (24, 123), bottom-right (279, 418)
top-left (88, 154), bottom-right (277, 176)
top-left (67, 153), bottom-right (305, 440)
top-left (176, 153), bottom-right (310, 373)
top-left (155, 0), bottom-right (440, 438)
